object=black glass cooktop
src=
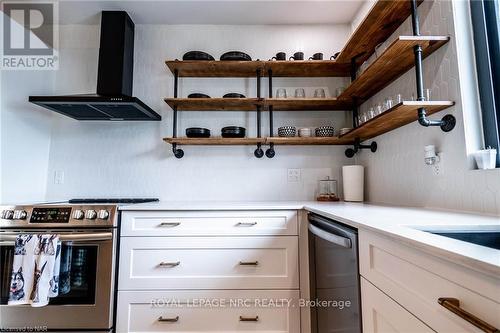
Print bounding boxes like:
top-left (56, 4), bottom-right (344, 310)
top-left (68, 198), bottom-right (159, 204)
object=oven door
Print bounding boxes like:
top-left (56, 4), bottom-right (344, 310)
top-left (0, 230), bottom-right (116, 331)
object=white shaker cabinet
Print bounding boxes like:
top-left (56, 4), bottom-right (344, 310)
top-left (117, 210), bottom-right (301, 333)
top-left (359, 229), bottom-right (500, 333)
top-left (361, 277), bottom-right (434, 333)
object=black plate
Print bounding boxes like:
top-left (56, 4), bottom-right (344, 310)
top-left (223, 93), bottom-right (246, 98)
top-left (221, 126), bottom-right (246, 138)
top-left (220, 51), bottom-right (252, 61)
top-left (188, 93), bottom-right (210, 98)
top-left (183, 51), bottom-right (215, 61)
top-left (186, 127), bottom-right (211, 138)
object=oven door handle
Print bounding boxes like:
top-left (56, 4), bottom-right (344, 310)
top-left (0, 232), bottom-right (113, 243)
top-left (308, 223), bottom-right (352, 249)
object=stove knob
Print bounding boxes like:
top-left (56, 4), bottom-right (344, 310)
top-left (73, 209), bottom-right (85, 220)
top-left (2, 210), bottom-right (14, 219)
top-left (13, 210), bottom-right (27, 220)
top-left (98, 209), bottom-right (110, 220)
top-left (85, 210), bottom-right (97, 220)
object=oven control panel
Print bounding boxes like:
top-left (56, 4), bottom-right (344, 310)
top-left (0, 204), bottom-right (117, 228)
top-left (30, 207), bottom-right (72, 223)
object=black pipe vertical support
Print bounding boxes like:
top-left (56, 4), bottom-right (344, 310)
top-left (266, 69), bottom-right (275, 158)
top-left (410, 0), bottom-right (456, 131)
top-left (350, 57), bottom-right (359, 128)
top-left (411, 0), bottom-right (421, 36)
top-left (268, 69), bottom-right (273, 136)
top-left (345, 55), bottom-right (377, 157)
top-left (254, 69), bottom-right (264, 158)
top-left (172, 69), bottom-right (184, 158)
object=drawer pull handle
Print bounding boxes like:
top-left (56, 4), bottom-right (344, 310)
top-left (239, 260), bottom-right (259, 266)
top-left (236, 222), bottom-right (257, 227)
top-left (158, 261), bottom-right (180, 267)
top-left (438, 298), bottom-right (499, 333)
top-left (158, 316), bottom-right (179, 323)
top-left (159, 222), bottom-right (181, 227)
top-left (239, 315), bottom-right (259, 322)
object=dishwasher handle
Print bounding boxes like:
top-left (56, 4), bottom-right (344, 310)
top-left (308, 223), bottom-right (352, 249)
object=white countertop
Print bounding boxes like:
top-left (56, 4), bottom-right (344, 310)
top-left (120, 201), bottom-right (500, 277)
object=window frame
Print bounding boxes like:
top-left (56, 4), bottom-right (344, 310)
top-left (470, 0), bottom-right (500, 167)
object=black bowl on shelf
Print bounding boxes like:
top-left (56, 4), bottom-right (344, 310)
top-left (186, 127), bottom-right (211, 138)
top-left (223, 93), bottom-right (246, 98)
top-left (315, 126), bottom-right (335, 137)
top-left (278, 126), bottom-right (297, 137)
top-left (188, 93), bottom-right (210, 98)
top-left (221, 126), bottom-right (246, 138)
top-left (182, 51), bottom-right (215, 61)
top-left (220, 51), bottom-right (252, 61)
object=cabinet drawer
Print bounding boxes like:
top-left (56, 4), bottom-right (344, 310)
top-left (121, 210), bottom-right (298, 236)
top-left (116, 290), bottom-right (300, 333)
top-left (359, 230), bottom-right (500, 333)
top-left (361, 277), bottom-right (434, 333)
top-left (119, 236), bottom-right (299, 290)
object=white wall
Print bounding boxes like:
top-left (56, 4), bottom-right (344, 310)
top-left (44, 24), bottom-right (353, 201)
top-left (355, 0), bottom-right (500, 215)
top-left (0, 13), bottom-right (55, 204)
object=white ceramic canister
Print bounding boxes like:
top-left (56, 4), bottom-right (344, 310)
top-left (342, 165), bottom-right (364, 202)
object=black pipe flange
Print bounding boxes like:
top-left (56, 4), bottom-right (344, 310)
top-left (265, 147), bottom-right (275, 158)
top-left (440, 114), bottom-right (456, 132)
top-left (173, 148), bottom-right (184, 159)
top-left (345, 139), bottom-right (377, 158)
top-left (254, 147), bottom-right (264, 158)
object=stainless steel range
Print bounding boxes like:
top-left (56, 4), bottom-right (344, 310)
top-left (0, 198), bottom-right (157, 332)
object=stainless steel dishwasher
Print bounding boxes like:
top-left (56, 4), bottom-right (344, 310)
top-left (308, 213), bottom-right (362, 333)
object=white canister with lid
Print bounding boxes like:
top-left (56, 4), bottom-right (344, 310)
top-left (342, 165), bottom-right (364, 202)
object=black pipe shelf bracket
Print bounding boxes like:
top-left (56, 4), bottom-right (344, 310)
top-left (411, 0), bottom-right (456, 132)
top-left (266, 68), bottom-right (276, 158)
top-left (254, 68), bottom-right (265, 158)
top-left (345, 138), bottom-right (378, 158)
top-left (172, 69), bottom-right (185, 158)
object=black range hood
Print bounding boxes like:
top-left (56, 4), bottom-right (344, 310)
top-left (29, 11), bottom-right (161, 121)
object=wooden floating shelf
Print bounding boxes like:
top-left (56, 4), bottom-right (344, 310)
top-left (266, 98), bottom-right (352, 111)
top-left (164, 98), bottom-right (353, 111)
top-left (267, 137), bottom-right (354, 145)
top-left (165, 60), bottom-right (264, 77)
top-left (265, 60), bottom-right (350, 77)
top-left (335, 0), bottom-right (423, 64)
top-left (164, 98), bottom-right (263, 111)
top-left (339, 36), bottom-right (450, 102)
top-left (165, 60), bottom-right (350, 78)
top-left (340, 101), bottom-right (455, 141)
top-left (163, 137), bottom-right (265, 145)
top-left (163, 136), bottom-right (354, 146)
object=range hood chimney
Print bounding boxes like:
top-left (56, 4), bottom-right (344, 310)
top-left (29, 11), bottom-right (161, 121)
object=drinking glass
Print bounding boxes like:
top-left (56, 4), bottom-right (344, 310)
top-left (295, 88), bottom-right (306, 98)
top-left (358, 111), bottom-right (366, 124)
top-left (384, 98), bottom-right (393, 111)
top-left (335, 87), bottom-right (345, 97)
top-left (424, 89), bottom-right (431, 101)
top-left (314, 88), bottom-right (326, 98)
top-left (276, 88), bottom-right (287, 98)
top-left (395, 94), bottom-right (403, 104)
top-left (368, 107), bottom-right (376, 120)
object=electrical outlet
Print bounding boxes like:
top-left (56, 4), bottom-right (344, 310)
top-left (54, 170), bottom-right (64, 184)
top-left (287, 168), bottom-right (301, 183)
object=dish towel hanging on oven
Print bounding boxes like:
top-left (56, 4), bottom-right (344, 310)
top-left (8, 234), bottom-right (61, 307)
